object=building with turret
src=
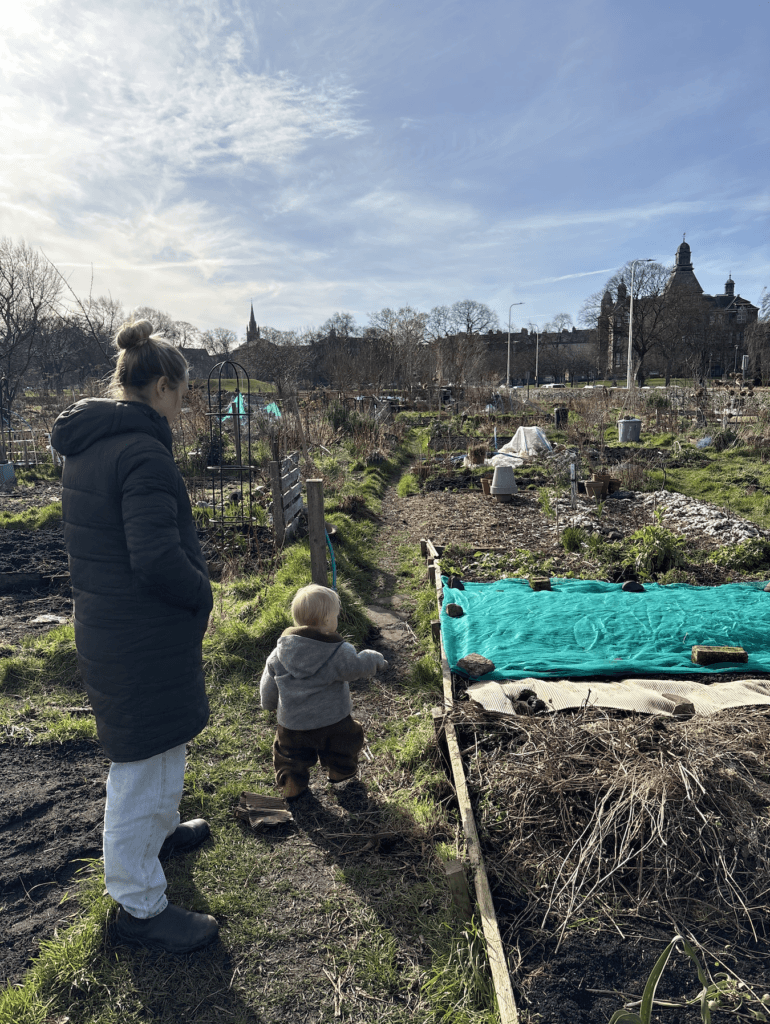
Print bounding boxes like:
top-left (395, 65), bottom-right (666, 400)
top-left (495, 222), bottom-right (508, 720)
top-left (598, 240), bottom-right (759, 378)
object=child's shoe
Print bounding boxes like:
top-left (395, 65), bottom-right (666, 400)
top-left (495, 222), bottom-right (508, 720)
top-left (327, 768), bottom-right (356, 783)
top-left (281, 777), bottom-right (308, 800)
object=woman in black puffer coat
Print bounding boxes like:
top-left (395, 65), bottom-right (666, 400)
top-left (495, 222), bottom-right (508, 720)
top-left (51, 319), bottom-right (218, 953)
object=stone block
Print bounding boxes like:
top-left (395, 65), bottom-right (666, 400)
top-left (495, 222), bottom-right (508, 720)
top-left (457, 653), bottom-right (495, 677)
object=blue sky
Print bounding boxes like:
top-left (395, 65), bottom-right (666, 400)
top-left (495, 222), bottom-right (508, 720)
top-left (2, 0), bottom-right (768, 340)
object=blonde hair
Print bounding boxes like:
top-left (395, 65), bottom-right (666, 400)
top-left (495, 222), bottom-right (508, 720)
top-left (108, 319), bottom-right (189, 398)
top-left (291, 584), bottom-right (340, 628)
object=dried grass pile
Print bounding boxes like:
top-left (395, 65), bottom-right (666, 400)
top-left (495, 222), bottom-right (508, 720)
top-left (451, 703), bottom-right (770, 947)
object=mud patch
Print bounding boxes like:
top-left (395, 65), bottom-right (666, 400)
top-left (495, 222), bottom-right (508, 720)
top-left (0, 740), bottom-right (107, 985)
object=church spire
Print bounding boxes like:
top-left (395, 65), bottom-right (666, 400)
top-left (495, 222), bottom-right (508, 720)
top-left (247, 304), bottom-right (260, 344)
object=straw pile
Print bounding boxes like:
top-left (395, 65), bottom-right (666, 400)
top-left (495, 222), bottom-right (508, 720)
top-left (450, 703), bottom-right (770, 946)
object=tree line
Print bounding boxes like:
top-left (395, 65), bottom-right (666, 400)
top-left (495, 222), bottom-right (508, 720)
top-left (3, 237), bottom-right (768, 427)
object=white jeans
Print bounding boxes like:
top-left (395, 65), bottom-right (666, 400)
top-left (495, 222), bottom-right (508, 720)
top-left (103, 742), bottom-right (187, 919)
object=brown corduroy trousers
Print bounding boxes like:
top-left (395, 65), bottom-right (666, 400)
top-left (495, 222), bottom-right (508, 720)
top-left (273, 715), bottom-right (365, 791)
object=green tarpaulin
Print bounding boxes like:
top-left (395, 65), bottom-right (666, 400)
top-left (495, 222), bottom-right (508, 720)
top-left (440, 577), bottom-right (770, 679)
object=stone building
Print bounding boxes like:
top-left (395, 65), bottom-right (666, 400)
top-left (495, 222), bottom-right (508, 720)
top-left (599, 240), bottom-right (759, 378)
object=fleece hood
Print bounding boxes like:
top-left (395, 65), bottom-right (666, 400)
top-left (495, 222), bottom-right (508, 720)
top-left (274, 629), bottom-right (345, 679)
top-left (51, 398), bottom-right (173, 457)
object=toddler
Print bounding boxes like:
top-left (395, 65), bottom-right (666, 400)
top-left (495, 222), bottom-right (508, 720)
top-left (260, 584), bottom-right (387, 799)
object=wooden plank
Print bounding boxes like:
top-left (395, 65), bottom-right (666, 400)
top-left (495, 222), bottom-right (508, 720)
top-left (442, 710), bottom-right (519, 1023)
top-left (281, 465), bottom-right (301, 490)
top-left (428, 539), bottom-right (519, 1024)
top-left (282, 481), bottom-right (302, 510)
top-left (284, 493), bottom-right (303, 519)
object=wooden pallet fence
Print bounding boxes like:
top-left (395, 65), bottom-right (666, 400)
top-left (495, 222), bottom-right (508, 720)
top-left (424, 538), bottom-right (520, 1024)
top-left (269, 452), bottom-right (303, 546)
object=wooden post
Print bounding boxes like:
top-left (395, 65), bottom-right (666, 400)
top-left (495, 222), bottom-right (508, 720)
top-left (291, 397), bottom-right (310, 471)
top-left (443, 859), bottom-right (474, 922)
top-left (269, 461), bottom-right (285, 547)
top-left (306, 479), bottom-right (327, 586)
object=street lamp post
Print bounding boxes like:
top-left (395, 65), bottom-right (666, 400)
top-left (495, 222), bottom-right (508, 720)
top-left (506, 301), bottom-right (524, 387)
top-left (626, 259), bottom-right (654, 390)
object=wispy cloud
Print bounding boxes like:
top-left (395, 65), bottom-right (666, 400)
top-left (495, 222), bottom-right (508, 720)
top-left (527, 268), bottom-right (619, 285)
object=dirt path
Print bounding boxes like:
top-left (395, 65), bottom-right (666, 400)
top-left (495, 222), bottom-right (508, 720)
top-left (0, 479), bottom-right (435, 1000)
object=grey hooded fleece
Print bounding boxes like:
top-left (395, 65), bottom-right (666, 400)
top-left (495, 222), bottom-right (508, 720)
top-left (260, 626), bottom-right (385, 730)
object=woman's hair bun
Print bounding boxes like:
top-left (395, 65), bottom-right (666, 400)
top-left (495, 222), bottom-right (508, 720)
top-left (115, 319), bottom-right (154, 351)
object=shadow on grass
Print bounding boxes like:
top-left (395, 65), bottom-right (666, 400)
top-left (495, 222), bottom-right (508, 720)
top-left (103, 873), bottom-right (264, 1024)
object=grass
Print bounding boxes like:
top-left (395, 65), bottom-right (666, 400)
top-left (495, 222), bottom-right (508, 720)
top-left (0, 438), bottom-right (497, 1024)
top-left (0, 502), bottom-right (62, 530)
top-left (397, 471), bottom-right (421, 497)
top-left (191, 377), bottom-right (274, 393)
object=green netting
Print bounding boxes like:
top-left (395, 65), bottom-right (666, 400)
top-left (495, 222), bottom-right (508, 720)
top-left (440, 577), bottom-right (770, 679)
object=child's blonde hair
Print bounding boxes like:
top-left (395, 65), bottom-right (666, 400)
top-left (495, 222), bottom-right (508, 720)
top-left (291, 584), bottom-right (340, 628)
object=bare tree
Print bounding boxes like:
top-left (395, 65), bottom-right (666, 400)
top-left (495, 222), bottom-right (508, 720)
top-left (425, 305), bottom-right (454, 341)
top-left (580, 262), bottom-right (671, 384)
top-left (746, 288), bottom-right (770, 383)
top-left (202, 327), bottom-right (238, 358)
top-left (132, 306), bottom-right (202, 348)
top-left (243, 328), bottom-right (309, 397)
top-left (364, 305), bottom-right (428, 391)
top-left (0, 237), bottom-right (63, 425)
top-left (32, 314), bottom-right (96, 392)
top-left (542, 312), bottom-right (574, 333)
top-left (447, 299), bottom-right (499, 336)
top-left (320, 311), bottom-right (358, 339)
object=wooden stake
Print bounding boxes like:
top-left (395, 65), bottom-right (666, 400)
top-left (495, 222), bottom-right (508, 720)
top-left (269, 460), bottom-right (285, 547)
top-left (444, 859), bottom-right (474, 921)
top-left (291, 397), bottom-right (310, 471)
top-left (306, 479), bottom-right (327, 586)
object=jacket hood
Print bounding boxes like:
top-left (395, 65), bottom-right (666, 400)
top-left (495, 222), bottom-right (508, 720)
top-left (51, 398), bottom-right (173, 457)
top-left (275, 632), bottom-right (344, 678)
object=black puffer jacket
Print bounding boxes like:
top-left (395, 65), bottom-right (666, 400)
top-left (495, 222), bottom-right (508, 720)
top-left (51, 398), bottom-right (212, 762)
